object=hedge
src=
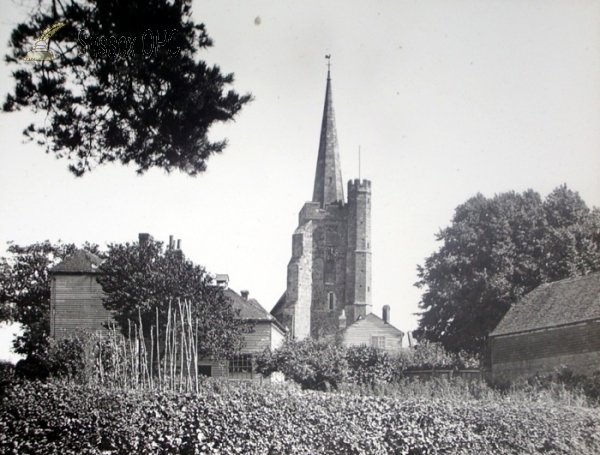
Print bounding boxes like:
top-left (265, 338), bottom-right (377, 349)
top-left (1, 380), bottom-right (599, 454)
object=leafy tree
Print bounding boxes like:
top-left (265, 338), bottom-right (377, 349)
top-left (255, 338), bottom-right (348, 390)
top-left (96, 238), bottom-right (245, 359)
top-left (4, 0), bottom-right (251, 176)
top-left (415, 185), bottom-right (600, 356)
top-left (0, 241), bottom-right (102, 357)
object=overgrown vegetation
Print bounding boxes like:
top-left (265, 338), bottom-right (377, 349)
top-left (255, 338), bottom-right (479, 391)
top-left (14, 299), bottom-right (232, 393)
top-left (2, 327), bottom-right (599, 454)
top-left (1, 379), bottom-right (599, 455)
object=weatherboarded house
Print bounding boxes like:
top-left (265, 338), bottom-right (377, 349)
top-left (340, 305), bottom-right (404, 353)
top-left (50, 250), bottom-right (112, 338)
top-left (199, 287), bottom-right (286, 380)
top-left (490, 273), bottom-right (600, 380)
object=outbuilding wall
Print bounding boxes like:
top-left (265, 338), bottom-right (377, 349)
top-left (51, 273), bottom-right (112, 338)
top-left (491, 319), bottom-right (600, 380)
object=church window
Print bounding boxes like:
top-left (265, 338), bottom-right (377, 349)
top-left (324, 259), bottom-right (335, 284)
top-left (229, 354), bottom-right (253, 379)
top-left (328, 292), bottom-right (335, 310)
top-left (371, 336), bottom-right (385, 349)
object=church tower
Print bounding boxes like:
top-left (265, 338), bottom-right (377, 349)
top-left (271, 67), bottom-right (372, 339)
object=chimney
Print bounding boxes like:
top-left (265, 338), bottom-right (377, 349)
top-left (139, 233), bottom-right (152, 245)
top-left (169, 235), bottom-right (174, 250)
top-left (241, 290), bottom-right (249, 300)
top-left (382, 305), bottom-right (390, 324)
top-left (177, 239), bottom-right (181, 250)
top-left (215, 274), bottom-right (229, 289)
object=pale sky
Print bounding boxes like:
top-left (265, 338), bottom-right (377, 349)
top-left (1, 0), bottom-right (600, 360)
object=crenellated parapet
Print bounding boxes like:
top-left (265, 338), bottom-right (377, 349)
top-left (347, 178), bottom-right (372, 195)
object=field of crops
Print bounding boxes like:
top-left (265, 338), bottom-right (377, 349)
top-left (1, 379), bottom-right (599, 455)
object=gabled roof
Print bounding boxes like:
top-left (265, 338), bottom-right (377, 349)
top-left (490, 272), bottom-right (600, 337)
top-left (224, 289), bottom-right (285, 330)
top-left (270, 291), bottom-right (287, 315)
top-left (344, 313), bottom-right (404, 336)
top-left (51, 250), bottom-right (103, 274)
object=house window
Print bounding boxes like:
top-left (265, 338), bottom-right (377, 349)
top-left (229, 354), bottom-right (253, 379)
top-left (371, 336), bottom-right (385, 349)
top-left (197, 365), bottom-right (212, 377)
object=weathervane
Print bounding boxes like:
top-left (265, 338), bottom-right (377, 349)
top-left (325, 54), bottom-right (331, 72)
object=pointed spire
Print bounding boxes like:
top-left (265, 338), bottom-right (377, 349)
top-left (312, 62), bottom-right (344, 206)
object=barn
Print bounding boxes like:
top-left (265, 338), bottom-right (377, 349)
top-left (489, 272), bottom-right (600, 381)
top-left (50, 249), bottom-right (112, 338)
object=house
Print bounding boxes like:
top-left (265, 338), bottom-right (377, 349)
top-left (340, 305), bottom-right (404, 353)
top-left (198, 281), bottom-right (286, 379)
top-left (49, 243), bottom-right (286, 380)
top-left (489, 272), bottom-right (600, 380)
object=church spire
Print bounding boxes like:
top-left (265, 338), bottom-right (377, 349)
top-left (312, 60), bottom-right (344, 206)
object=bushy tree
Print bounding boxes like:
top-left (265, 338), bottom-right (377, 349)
top-left (4, 0), bottom-right (251, 176)
top-left (415, 185), bottom-right (600, 356)
top-left (345, 345), bottom-right (395, 386)
top-left (255, 338), bottom-right (348, 390)
top-left (0, 241), bottom-right (102, 357)
top-left (96, 238), bottom-right (245, 359)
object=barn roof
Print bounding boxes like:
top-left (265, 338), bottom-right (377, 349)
top-left (51, 250), bottom-right (103, 274)
top-left (490, 272), bottom-right (600, 337)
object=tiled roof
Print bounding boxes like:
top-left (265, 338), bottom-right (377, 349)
top-left (270, 292), bottom-right (287, 315)
top-left (51, 250), bottom-right (103, 274)
top-left (490, 272), bottom-right (600, 337)
top-left (223, 288), bottom-right (279, 323)
top-left (344, 313), bottom-right (404, 336)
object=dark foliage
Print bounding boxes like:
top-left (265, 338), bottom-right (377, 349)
top-left (97, 238), bottom-right (246, 359)
top-left (4, 0), bottom-right (251, 176)
top-left (415, 185), bottom-right (600, 355)
top-left (255, 338), bottom-right (478, 390)
top-left (0, 361), bottom-right (14, 383)
top-left (1, 381), bottom-right (599, 454)
top-left (255, 338), bottom-right (348, 390)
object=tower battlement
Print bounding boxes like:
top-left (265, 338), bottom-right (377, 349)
top-left (348, 179), bottom-right (371, 194)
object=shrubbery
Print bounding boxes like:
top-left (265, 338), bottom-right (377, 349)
top-left (0, 361), bottom-right (14, 382)
top-left (256, 339), bottom-right (479, 390)
top-left (255, 338), bottom-right (348, 390)
top-left (1, 379), bottom-right (599, 455)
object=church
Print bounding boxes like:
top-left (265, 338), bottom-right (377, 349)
top-left (271, 67), bottom-right (403, 349)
